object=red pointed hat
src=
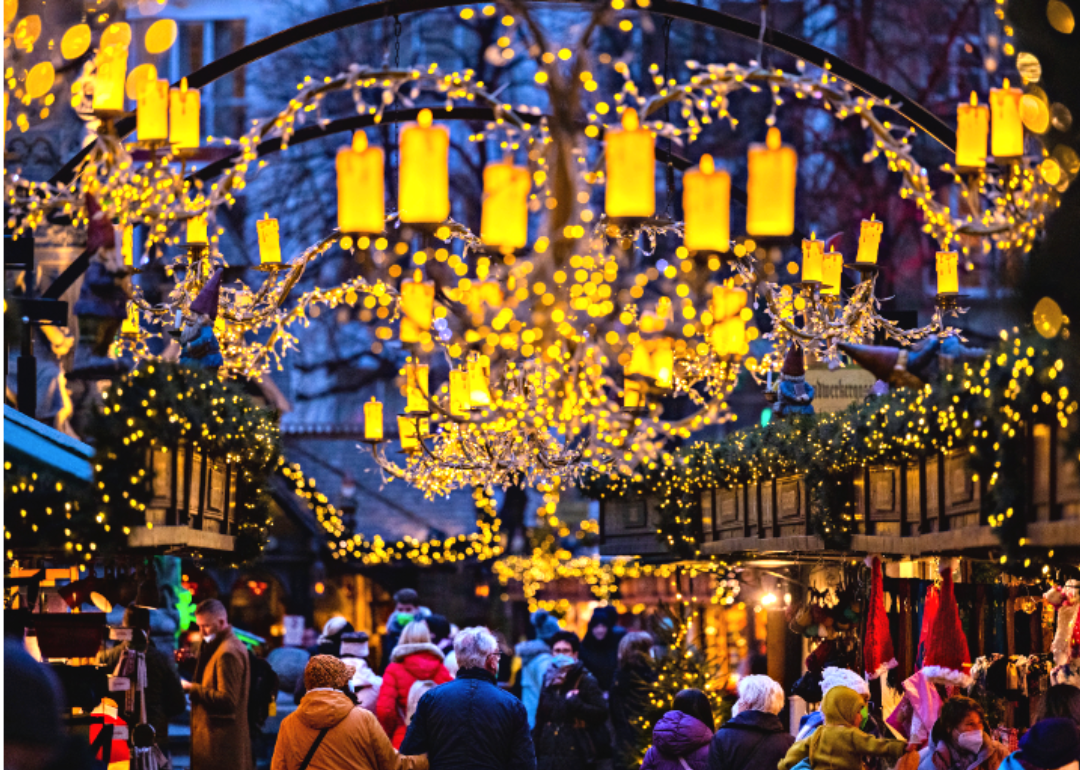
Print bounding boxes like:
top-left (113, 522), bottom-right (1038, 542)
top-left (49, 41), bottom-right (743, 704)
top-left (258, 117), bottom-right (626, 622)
top-left (921, 560), bottom-right (972, 686)
top-left (824, 232), bottom-right (843, 253)
top-left (782, 344), bottom-right (805, 377)
top-left (863, 556), bottom-right (897, 680)
top-left (189, 268), bottom-right (224, 319)
top-left (86, 194), bottom-right (115, 253)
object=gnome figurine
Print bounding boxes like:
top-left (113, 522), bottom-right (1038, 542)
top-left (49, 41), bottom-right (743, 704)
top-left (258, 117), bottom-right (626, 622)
top-left (775, 344), bottom-right (815, 416)
top-left (839, 335), bottom-right (986, 389)
top-left (179, 269), bottom-right (224, 372)
top-left (70, 194), bottom-right (132, 380)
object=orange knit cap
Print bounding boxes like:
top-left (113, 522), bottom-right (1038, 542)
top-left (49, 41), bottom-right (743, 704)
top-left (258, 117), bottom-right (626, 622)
top-left (304, 655), bottom-right (357, 690)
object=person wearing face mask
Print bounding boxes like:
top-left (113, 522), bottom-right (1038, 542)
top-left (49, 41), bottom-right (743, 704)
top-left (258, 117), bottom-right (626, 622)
top-left (917, 698), bottom-right (1008, 770)
top-left (382, 589), bottom-right (433, 671)
top-left (533, 631), bottom-right (612, 770)
top-left (182, 599), bottom-right (253, 770)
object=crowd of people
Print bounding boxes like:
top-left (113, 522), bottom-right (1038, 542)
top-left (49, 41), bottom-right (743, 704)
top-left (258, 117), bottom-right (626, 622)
top-left (5, 589), bottom-right (1080, 770)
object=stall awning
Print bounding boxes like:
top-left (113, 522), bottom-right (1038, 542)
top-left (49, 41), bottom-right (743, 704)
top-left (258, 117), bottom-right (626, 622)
top-left (4, 405), bottom-right (94, 484)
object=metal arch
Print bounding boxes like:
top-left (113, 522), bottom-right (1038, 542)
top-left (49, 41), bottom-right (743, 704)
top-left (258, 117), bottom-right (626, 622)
top-left (48, 0), bottom-right (955, 186)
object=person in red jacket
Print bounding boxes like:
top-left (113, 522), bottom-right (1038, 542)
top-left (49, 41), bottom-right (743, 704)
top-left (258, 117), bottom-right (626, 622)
top-left (377, 621), bottom-right (453, 748)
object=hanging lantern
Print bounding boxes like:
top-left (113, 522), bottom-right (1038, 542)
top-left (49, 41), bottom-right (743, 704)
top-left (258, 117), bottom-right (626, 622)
top-left (936, 251), bottom-right (959, 294)
top-left (449, 369), bottom-right (471, 417)
top-left (468, 354), bottom-right (492, 407)
top-left (405, 360), bottom-right (430, 414)
top-left (623, 376), bottom-right (646, 410)
top-left (990, 78), bottom-right (1024, 159)
top-left (746, 127), bottom-right (797, 237)
top-left (92, 43), bottom-right (128, 115)
top-left (398, 415), bottom-right (427, 452)
top-left (399, 108), bottom-right (450, 225)
top-left (604, 107), bottom-right (655, 220)
top-left (955, 92), bottom-right (988, 169)
top-left (256, 213), bottom-right (281, 265)
top-left (337, 132), bottom-right (385, 236)
top-left (169, 78), bottom-right (200, 152)
top-left (821, 249), bottom-right (844, 296)
top-left (683, 154), bottom-right (730, 253)
top-left (186, 214), bottom-right (208, 246)
top-left (801, 234), bottom-right (824, 283)
top-left (136, 77), bottom-right (169, 143)
top-left (364, 397), bottom-right (384, 442)
top-left (399, 275), bottom-right (435, 343)
top-left (481, 161), bottom-right (530, 251)
top-left (856, 215), bottom-right (883, 265)
top-left (121, 302), bottom-right (139, 335)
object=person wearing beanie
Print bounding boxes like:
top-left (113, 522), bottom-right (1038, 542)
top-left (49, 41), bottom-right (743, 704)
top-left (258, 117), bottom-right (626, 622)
top-left (99, 604), bottom-right (187, 755)
top-left (339, 631), bottom-right (383, 713)
top-left (795, 668), bottom-right (872, 741)
top-left (295, 616), bottom-right (358, 703)
top-left (579, 606), bottom-right (626, 693)
top-left (516, 609), bottom-right (562, 728)
top-left (916, 697), bottom-right (1007, 770)
top-left (779, 687), bottom-right (911, 770)
top-left (272, 655), bottom-right (427, 770)
top-left (997, 718), bottom-right (1079, 770)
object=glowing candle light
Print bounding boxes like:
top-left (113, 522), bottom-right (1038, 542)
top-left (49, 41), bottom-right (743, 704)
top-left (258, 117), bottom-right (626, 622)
top-left (405, 360), bottom-right (430, 414)
top-left (169, 78), bottom-right (200, 152)
top-left (121, 224), bottom-right (134, 267)
top-left (955, 92), bottom-right (988, 169)
top-left (398, 415), bottom-right (426, 452)
top-left (605, 107), bottom-right (655, 219)
top-left (121, 302), bottom-right (139, 335)
top-left (652, 338), bottom-right (674, 388)
top-left (92, 43), bottom-right (128, 115)
top-left (399, 108), bottom-right (450, 225)
top-left (711, 317), bottom-right (746, 356)
top-left (186, 214), bottom-right (208, 245)
top-left (136, 77), bottom-right (168, 143)
top-left (856, 215), bottom-right (883, 264)
top-left (801, 234), bottom-right (824, 283)
top-left (449, 369), bottom-right (471, 417)
top-left (936, 251), bottom-right (959, 294)
top-left (481, 161), bottom-right (530, 250)
top-left (746, 127), bottom-right (796, 237)
top-left (821, 249), bottom-right (844, 296)
top-left (336, 131), bottom-right (385, 235)
top-left (623, 377), bottom-right (646, 410)
top-left (364, 397), bottom-right (384, 442)
top-left (256, 213), bottom-right (281, 264)
top-left (468, 354), bottom-right (491, 407)
top-left (710, 285), bottom-right (746, 322)
top-left (683, 154), bottom-right (731, 253)
top-left (990, 78), bottom-right (1024, 159)
top-left (400, 275), bottom-right (435, 343)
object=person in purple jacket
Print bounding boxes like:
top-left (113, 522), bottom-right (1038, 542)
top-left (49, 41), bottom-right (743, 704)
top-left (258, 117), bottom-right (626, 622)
top-left (642, 689), bottom-right (716, 770)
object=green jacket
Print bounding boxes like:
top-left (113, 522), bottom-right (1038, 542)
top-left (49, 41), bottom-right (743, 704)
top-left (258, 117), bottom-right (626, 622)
top-left (779, 687), bottom-right (907, 770)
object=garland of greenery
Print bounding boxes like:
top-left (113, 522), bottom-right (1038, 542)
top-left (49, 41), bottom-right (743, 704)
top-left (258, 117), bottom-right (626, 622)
top-left (3, 363), bottom-right (283, 566)
top-left (583, 326), bottom-right (1079, 577)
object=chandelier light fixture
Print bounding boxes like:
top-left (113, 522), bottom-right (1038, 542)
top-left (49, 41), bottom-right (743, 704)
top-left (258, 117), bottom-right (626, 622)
top-left (4, 0), bottom-right (1065, 498)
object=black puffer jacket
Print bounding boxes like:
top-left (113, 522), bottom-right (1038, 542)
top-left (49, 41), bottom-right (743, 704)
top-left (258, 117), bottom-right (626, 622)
top-left (400, 666), bottom-right (536, 770)
top-left (534, 662), bottom-right (612, 770)
top-left (609, 659), bottom-right (656, 769)
top-left (707, 710), bottom-right (794, 770)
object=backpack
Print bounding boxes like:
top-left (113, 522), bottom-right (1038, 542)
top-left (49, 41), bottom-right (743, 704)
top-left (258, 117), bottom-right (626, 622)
top-left (248, 651), bottom-right (280, 732)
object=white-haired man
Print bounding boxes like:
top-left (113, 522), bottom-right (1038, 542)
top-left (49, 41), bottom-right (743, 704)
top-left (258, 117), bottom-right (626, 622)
top-left (400, 626), bottom-right (535, 770)
top-left (707, 674), bottom-right (794, 770)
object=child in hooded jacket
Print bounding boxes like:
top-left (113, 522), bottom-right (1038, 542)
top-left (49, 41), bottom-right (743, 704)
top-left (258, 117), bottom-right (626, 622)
top-left (779, 687), bottom-right (911, 770)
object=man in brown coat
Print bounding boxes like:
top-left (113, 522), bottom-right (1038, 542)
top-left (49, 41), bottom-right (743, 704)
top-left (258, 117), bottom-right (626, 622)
top-left (183, 599), bottom-right (252, 770)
